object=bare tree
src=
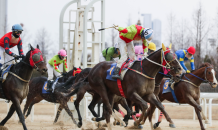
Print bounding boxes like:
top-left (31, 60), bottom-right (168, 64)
top-left (166, 12), bottom-right (176, 51)
top-left (191, 2), bottom-right (211, 68)
top-left (34, 27), bottom-right (50, 62)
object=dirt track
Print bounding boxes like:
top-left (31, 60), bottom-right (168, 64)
top-left (0, 102), bottom-right (217, 130)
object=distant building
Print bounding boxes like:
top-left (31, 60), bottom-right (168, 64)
top-left (152, 19), bottom-right (162, 49)
top-left (0, 0), bottom-right (7, 37)
top-left (141, 14), bottom-right (152, 28)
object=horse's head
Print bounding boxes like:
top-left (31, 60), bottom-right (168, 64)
top-left (25, 44), bottom-right (47, 74)
top-left (161, 44), bottom-right (182, 79)
top-left (199, 63), bottom-right (218, 88)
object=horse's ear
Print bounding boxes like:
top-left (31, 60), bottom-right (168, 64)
top-left (29, 44), bottom-right (34, 51)
top-left (169, 43), bottom-right (172, 49)
top-left (162, 43), bottom-right (166, 51)
top-left (37, 44), bottom-right (40, 49)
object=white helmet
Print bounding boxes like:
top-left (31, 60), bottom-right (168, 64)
top-left (141, 28), bottom-right (153, 41)
top-left (114, 43), bottom-right (119, 48)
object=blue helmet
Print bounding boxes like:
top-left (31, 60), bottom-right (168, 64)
top-left (12, 24), bottom-right (23, 31)
top-left (141, 28), bottom-right (153, 40)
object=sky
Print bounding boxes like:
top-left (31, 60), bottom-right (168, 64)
top-left (6, 0), bottom-right (218, 55)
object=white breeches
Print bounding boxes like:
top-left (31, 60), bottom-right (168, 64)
top-left (99, 53), bottom-right (106, 62)
top-left (47, 63), bottom-right (61, 80)
top-left (117, 38), bottom-right (136, 68)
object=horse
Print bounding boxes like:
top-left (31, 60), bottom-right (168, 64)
top-left (23, 67), bottom-right (86, 128)
top-left (83, 44), bottom-right (182, 130)
top-left (144, 62), bottom-right (217, 130)
top-left (0, 44), bottom-right (47, 130)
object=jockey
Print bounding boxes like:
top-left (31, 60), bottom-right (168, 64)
top-left (175, 46), bottom-right (195, 73)
top-left (99, 43), bottom-right (120, 62)
top-left (112, 24), bottom-right (153, 79)
top-left (0, 24), bottom-right (24, 67)
top-left (148, 42), bottom-right (156, 55)
top-left (134, 42), bottom-right (157, 60)
top-left (46, 49), bottom-right (68, 92)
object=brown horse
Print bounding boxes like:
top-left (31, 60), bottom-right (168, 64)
top-left (144, 63), bottom-right (217, 130)
top-left (0, 45), bottom-right (47, 130)
top-left (23, 67), bottom-right (87, 128)
top-left (63, 68), bottom-right (132, 126)
top-left (86, 44), bottom-right (182, 130)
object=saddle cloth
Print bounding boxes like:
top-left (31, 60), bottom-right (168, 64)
top-left (162, 80), bottom-right (179, 103)
top-left (1, 64), bottom-right (13, 83)
top-left (106, 59), bottom-right (135, 81)
top-left (42, 77), bottom-right (59, 94)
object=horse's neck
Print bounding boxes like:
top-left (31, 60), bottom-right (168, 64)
top-left (155, 68), bottom-right (165, 86)
top-left (13, 60), bottom-right (33, 81)
top-left (142, 50), bottom-right (162, 77)
top-left (183, 68), bottom-right (205, 87)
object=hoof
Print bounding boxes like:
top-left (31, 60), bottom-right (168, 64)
top-left (92, 117), bottom-right (96, 121)
top-left (124, 122), bottom-right (128, 127)
top-left (116, 122), bottom-right (120, 126)
top-left (205, 120), bottom-right (210, 124)
top-left (140, 121), bottom-right (145, 125)
top-left (153, 123), bottom-right (158, 129)
top-left (138, 125), bottom-right (143, 129)
top-left (77, 122), bottom-right (82, 128)
top-left (134, 121), bottom-right (139, 126)
top-left (169, 123), bottom-right (176, 128)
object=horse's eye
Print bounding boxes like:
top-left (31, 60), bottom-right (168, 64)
top-left (208, 72), bottom-right (211, 74)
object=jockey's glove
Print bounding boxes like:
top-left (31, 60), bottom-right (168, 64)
top-left (62, 72), bottom-right (67, 76)
top-left (186, 70), bottom-right (191, 73)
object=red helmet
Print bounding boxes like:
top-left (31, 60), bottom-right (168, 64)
top-left (187, 46), bottom-right (195, 55)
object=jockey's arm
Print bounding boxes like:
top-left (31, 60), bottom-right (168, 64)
top-left (142, 39), bottom-right (148, 53)
top-left (4, 37), bottom-right (15, 56)
top-left (17, 40), bottom-right (24, 56)
top-left (179, 58), bottom-right (188, 71)
top-left (118, 27), bottom-right (128, 34)
top-left (189, 57), bottom-right (195, 70)
top-left (105, 47), bottom-right (114, 61)
top-left (63, 59), bottom-right (68, 72)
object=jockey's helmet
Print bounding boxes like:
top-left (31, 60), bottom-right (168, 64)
top-left (141, 28), bottom-right (153, 41)
top-left (187, 46), bottom-right (195, 55)
top-left (148, 42), bottom-right (156, 51)
top-left (12, 24), bottom-right (23, 31)
top-left (58, 49), bottom-right (67, 57)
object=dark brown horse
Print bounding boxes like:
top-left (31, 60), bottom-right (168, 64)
top-left (86, 45), bottom-right (182, 130)
top-left (144, 63), bottom-right (217, 130)
top-left (63, 67), bottom-right (132, 126)
top-left (23, 67), bottom-right (88, 128)
top-left (0, 45), bottom-right (47, 130)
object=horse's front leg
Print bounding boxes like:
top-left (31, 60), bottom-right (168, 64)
top-left (144, 93), bottom-right (175, 130)
top-left (0, 104), bottom-right (15, 126)
top-left (12, 98), bottom-right (28, 130)
top-left (129, 92), bottom-right (148, 126)
top-left (53, 105), bottom-right (63, 124)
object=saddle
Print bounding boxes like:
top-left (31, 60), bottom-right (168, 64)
top-left (43, 77), bottom-right (59, 94)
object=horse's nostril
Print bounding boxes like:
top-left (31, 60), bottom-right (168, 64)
top-left (43, 69), bottom-right (47, 72)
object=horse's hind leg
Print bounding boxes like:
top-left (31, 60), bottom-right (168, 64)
top-left (0, 104), bottom-right (15, 125)
top-left (74, 89), bottom-right (86, 127)
top-left (25, 96), bottom-right (43, 118)
top-left (88, 93), bottom-right (101, 117)
top-left (63, 103), bottom-right (79, 128)
top-left (53, 105), bottom-right (63, 123)
top-left (23, 94), bottom-right (38, 117)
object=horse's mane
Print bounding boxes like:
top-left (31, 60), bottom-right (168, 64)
top-left (191, 62), bottom-right (212, 73)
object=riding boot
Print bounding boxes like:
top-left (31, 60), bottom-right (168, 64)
top-left (46, 80), bottom-right (53, 92)
top-left (112, 67), bottom-right (121, 80)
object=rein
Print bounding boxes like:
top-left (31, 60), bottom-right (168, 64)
top-left (8, 72), bottom-right (29, 83)
top-left (182, 66), bottom-right (214, 87)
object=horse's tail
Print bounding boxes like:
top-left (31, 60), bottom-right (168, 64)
top-left (63, 76), bottom-right (89, 97)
